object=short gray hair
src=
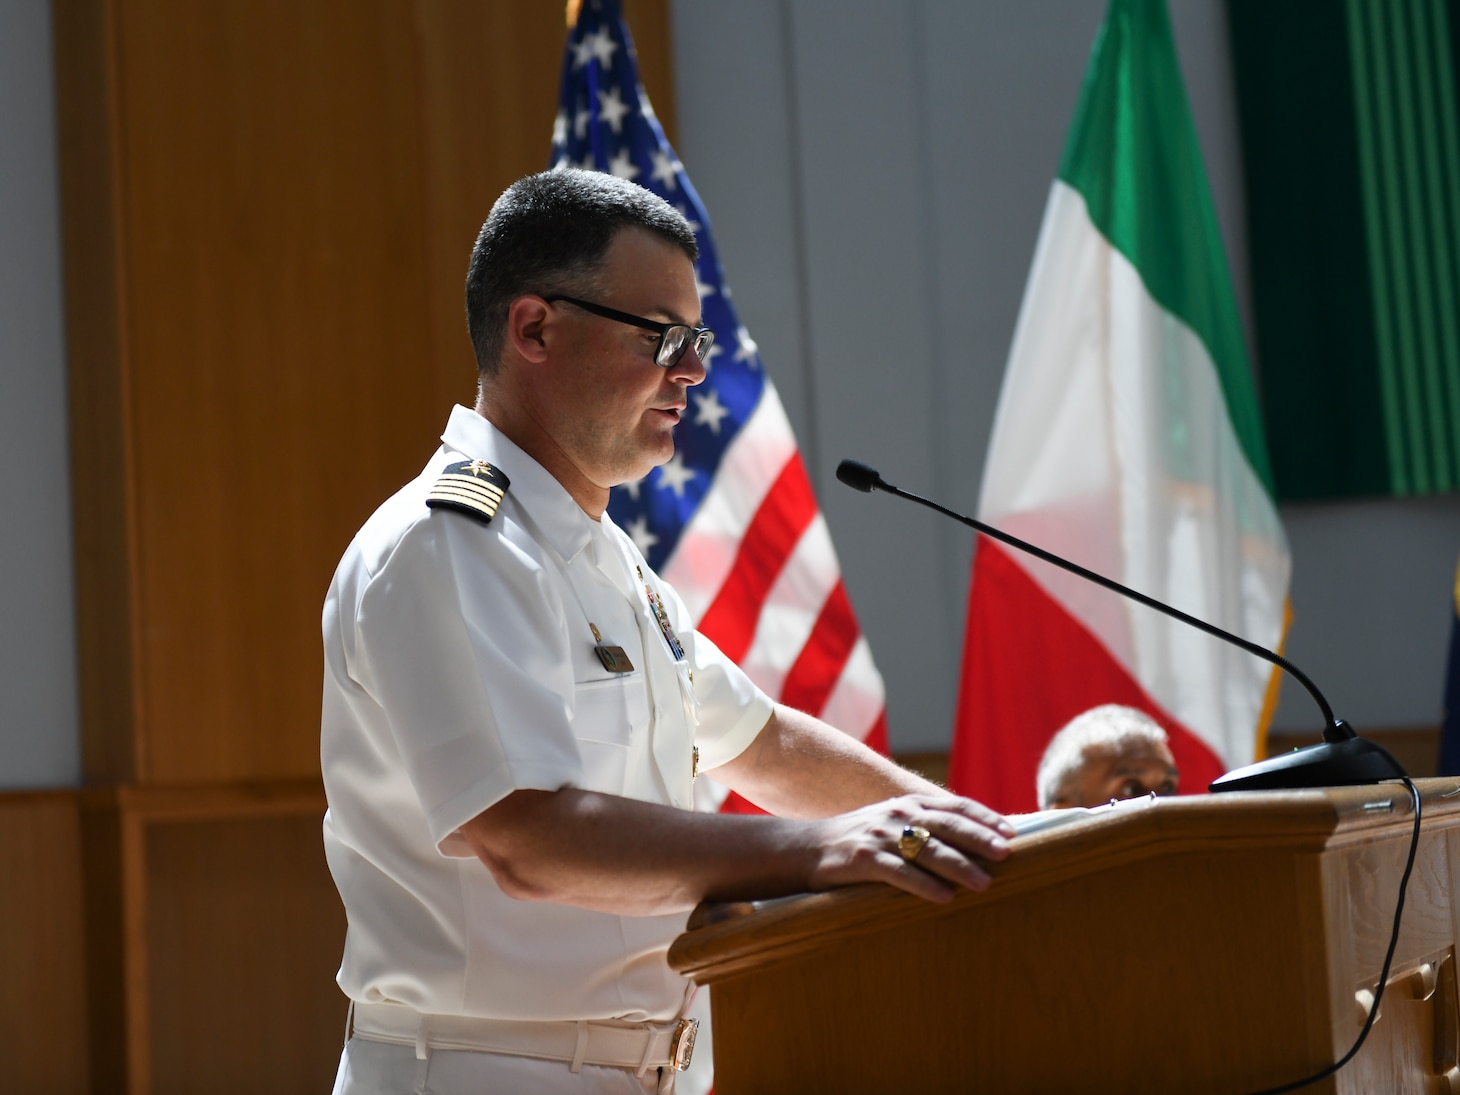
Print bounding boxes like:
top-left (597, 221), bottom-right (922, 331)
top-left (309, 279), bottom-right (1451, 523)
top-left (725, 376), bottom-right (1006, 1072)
top-left (1035, 705), bottom-right (1169, 810)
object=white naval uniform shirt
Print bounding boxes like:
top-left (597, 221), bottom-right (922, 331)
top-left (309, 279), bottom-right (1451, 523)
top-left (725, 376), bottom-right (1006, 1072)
top-left (321, 405), bottom-right (773, 1024)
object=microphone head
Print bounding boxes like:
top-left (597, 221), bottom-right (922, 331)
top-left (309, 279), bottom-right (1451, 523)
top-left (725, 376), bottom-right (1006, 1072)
top-left (836, 459), bottom-right (883, 493)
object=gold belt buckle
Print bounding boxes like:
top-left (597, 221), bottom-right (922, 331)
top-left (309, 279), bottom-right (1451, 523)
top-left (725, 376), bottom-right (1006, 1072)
top-left (670, 1017), bottom-right (699, 1071)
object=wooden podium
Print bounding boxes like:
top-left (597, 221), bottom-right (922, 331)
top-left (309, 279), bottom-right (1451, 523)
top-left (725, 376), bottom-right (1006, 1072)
top-left (669, 779), bottom-right (1460, 1094)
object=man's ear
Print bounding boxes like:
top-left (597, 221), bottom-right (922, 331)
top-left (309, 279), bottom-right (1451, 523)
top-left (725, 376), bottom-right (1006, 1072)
top-left (505, 295), bottom-right (551, 364)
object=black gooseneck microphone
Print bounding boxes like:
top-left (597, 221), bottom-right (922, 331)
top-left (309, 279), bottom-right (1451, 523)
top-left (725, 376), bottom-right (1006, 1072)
top-left (835, 458), bottom-right (1406, 790)
top-left (839, 461), bottom-right (1423, 1095)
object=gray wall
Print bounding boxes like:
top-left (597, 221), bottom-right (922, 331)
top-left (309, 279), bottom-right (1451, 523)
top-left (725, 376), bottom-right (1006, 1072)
top-left (670, 0), bottom-right (1460, 753)
top-left (3, 0), bottom-right (1459, 788)
top-left (0, 0), bottom-right (78, 788)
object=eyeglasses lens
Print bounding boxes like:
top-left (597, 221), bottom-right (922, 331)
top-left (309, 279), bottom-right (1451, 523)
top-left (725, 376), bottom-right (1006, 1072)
top-left (657, 327), bottom-right (686, 367)
top-left (656, 327), bottom-right (715, 368)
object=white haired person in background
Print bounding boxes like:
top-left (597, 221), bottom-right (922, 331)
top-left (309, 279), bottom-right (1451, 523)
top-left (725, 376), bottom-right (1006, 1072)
top-left (1035, 705), bottom-right (1180, 810)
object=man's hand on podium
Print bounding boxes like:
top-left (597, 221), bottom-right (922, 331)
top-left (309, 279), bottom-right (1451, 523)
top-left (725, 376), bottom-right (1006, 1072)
top-left (805, 793), bottom-right (1016, 904)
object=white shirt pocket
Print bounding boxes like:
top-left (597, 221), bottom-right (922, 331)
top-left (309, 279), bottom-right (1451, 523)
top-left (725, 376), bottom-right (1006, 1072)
top-left (570, 673), bottom-right (650, 796)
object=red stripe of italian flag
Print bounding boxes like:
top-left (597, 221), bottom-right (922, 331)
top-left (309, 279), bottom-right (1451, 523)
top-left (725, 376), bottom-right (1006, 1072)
top-left (948, 0), bottom-right (1291, 814)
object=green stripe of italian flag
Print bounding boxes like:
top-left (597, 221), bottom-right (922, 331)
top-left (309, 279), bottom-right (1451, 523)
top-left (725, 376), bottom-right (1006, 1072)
top-left (948, 0), bottom-right (1291, 813)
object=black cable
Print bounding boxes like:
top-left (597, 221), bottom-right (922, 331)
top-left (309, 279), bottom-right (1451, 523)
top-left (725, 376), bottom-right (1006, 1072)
top-left (1245, 778), bottom-right (1423, 1095)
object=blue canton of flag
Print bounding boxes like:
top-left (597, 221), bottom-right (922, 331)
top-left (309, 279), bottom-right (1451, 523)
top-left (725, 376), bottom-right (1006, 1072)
top-left (551, 0), bottom-right (764, 571)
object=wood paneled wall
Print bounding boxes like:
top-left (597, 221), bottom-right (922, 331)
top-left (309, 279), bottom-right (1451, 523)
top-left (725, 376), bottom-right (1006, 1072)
top-left (55, 0), bottom-right (676, 786)
top-left (74, 782), bottom-right (340, 1093)
top-left (40, 2), bottom-right (677, 1090)
top-left (0, 794), bottom-right (90, 1093)
top-left (145, 812), bottom-right (343, 1092)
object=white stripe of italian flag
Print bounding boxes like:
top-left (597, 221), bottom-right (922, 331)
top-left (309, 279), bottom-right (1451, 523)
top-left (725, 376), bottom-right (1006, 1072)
top-left (948, 0), bottom-right (1291, 813)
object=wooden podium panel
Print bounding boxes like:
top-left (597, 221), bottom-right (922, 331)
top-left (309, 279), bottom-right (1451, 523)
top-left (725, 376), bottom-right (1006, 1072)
top-left (670, 780), bottom-right (1460, 1094)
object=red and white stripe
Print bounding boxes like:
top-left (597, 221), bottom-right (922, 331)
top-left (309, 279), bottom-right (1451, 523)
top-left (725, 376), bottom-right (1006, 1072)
top-left (667, 387), bottom-right (889, 813)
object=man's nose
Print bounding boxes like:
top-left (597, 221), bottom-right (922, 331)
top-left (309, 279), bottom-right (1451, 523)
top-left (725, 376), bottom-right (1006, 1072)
top-left (670, 344), bottom-right (707, 385)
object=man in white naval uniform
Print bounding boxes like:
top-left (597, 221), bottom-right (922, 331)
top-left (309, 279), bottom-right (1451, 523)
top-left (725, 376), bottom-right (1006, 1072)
top-left (322, 169), bottom-right (1016, 1094)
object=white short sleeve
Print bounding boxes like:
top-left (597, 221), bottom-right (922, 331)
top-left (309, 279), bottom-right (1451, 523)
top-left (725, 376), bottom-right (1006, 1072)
top-left (345, 508), bottom-right (585, 854)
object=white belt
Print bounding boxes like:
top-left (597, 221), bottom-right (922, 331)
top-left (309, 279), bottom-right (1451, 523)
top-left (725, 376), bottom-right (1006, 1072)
top-left (349, 1000), bottom-right (698, 1075)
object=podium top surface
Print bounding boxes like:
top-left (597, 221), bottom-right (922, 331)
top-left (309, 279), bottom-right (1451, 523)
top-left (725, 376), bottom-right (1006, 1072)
top-left (669, 777), bottom-right (1460, 984)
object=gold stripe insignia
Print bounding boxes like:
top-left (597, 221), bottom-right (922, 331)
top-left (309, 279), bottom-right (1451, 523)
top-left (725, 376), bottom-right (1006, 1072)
top-left (425, 460), bottom-right (511, 525)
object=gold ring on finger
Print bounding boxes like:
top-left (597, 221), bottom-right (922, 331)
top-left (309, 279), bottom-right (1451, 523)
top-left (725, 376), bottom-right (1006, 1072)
top-left (898, 824), bottom-right (931, 862)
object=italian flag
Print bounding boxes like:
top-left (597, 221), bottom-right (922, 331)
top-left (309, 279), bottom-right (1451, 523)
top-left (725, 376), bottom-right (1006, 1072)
top-left (948, 0), bottom-right (1291, 814)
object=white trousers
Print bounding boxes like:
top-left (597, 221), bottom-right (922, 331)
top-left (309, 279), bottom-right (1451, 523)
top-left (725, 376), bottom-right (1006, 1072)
top-left (331, 1035), bottom-right (674, 1094)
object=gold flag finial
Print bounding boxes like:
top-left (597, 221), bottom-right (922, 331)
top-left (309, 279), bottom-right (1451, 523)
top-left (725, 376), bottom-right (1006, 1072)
top-left (566, 0), bottom-right (582, 28)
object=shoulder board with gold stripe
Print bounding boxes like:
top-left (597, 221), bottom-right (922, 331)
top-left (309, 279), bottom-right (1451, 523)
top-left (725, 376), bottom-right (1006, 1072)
top-left (425, 460), bottom-right (511, 526)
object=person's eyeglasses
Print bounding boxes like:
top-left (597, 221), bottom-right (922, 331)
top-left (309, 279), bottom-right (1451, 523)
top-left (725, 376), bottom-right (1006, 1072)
top-left (546, 295), bottom-right (714, 369)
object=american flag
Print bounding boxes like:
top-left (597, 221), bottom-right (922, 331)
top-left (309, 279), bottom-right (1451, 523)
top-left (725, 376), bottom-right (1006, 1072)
top-left (552, 0), bottom-right (889, 812)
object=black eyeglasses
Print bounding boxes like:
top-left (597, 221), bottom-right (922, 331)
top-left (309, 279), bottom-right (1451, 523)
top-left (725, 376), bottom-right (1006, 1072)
top-left (546, 295), bottom-right (714, 368)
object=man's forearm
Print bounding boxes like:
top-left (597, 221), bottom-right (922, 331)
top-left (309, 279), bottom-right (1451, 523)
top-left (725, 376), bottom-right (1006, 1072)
top-left (708, 704), bottom-right (942, 818)
top-left (461, 775), bottom-right (1013, 919)
top-left (460, 786), bottom-right (829, 916)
